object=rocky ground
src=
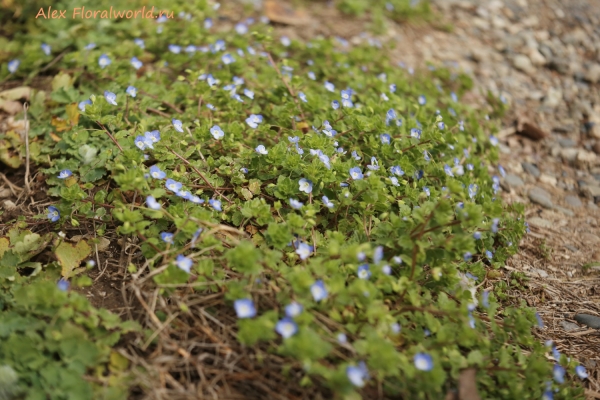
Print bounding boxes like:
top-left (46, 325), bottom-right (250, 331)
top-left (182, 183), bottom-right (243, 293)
top-left (254, 0), bottom-right (600, 397)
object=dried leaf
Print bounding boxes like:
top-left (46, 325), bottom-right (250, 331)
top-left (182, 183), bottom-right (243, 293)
top-left (51, 116), bottom-right (69, 132)
top-left (65, 103), bottom-right (80, 126)
top-left (50, 132), bottom-right (62, 142)
top-left (0, 99), bottom-right (23, 114)
top-left (51, 72), bottom-right (74, 91)
top-left (0, 86), bottom-right (31, 101)
top-left (55, 240), bottom-right (92, 278)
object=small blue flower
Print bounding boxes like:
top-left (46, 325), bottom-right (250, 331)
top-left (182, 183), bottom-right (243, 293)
top-left (298, 92), bottom-right (307, 103)
top-left (84, 43), bottom-right (96, 50)
top-left (285, 302), bottom-right (303, 318)
top-left (78, 99), bottom-right (92, 112)
top-left (134, 135), bottom-right (149, 150)
top-left (243, 88), bottom-right (254, 99)
top-left (235, 23), bottom-right (248, 34)
top-left (57, 278), bottom-right (69, 291)
top-left (145, 130), bottom-right (160, 144)
top-left (190, 227), bottom-right (204, 248)
top-left (393, 256), bottom-right (403, 265)
top-left (222, 53), bottom-right (235, 64)
top-left (324, 81), bottom-right (335, 92)
top-left (146, 196), bottom-right (161, 210)
top-left (165, 179), bottom-right (183, 193)
top-left (346, 362), bottom-right (369, 388)
top-left (337, 333), bottom-right (347, 343)
top-left (308, 71), bottom-right (316, 80)
top-left (357, 264), bottom-right (371, 279)
top-left (373, 246), bottom-right (383, 263)
top-left (437, 121), bottom-right (445, 130)
top-left (410, 128), bottom-right (422, 139)
top-left (498, 165), bottom-right (506, 178)
top-left (149, 165), bottom-right (166, 179)
top-left (104, 91), bottom-right (117, 106)
top-left (481, 290), bottom-right (490, 308)
top-left (47, 206), bottom-right (60, 222)
top-left (490, 135), bottom-right (498, 146)
top-left (451, 91), bottom-right (458, 102)
top-left (357, 252), bottom-right (366, 262)
top-left (367, 157), bottom-right (380, 171)
top-left (288, 136), bottom-right (300, 143)
top-left (134, 38), bottom-right (145, 49)
top-left (491, 218), bottom-right (500, 234)
top-left (246, 114), bottom-right (264, 129)
top-left (535, 312), bottom-right (544, 328)
top-left (349, 167), bottom-right (364, 180)
top-left (380, 134), bottom-right (391, 144)
top-left (295, 242), bottom-right (312, 260)
top-left (172, 119), bottom-right (183, 133)
top-left (58, 170), bottom-right (72, 179)
top-left (169, 44), bottom-right (181, 54)
top-left (275, 317), bottom-right (298, 339)
top-left (298, 178), bottom-right (313, 194)
top-left (126, 86), bottom-right (137, 98)
top-left (234, 299), bottom-right (256, 318)
top-left (209, 199), bottom-right (222, 211)
top-left (423, 187), bottom-right (430, 197)
top-left (468, 184), bottom-right (479, 199)
top-left (486, 250), bottom-right (493, 259)
top-left (255, 144), bottom-right (268, 155)
top-left (414, 353), bottom-right (433, 371)
top-left (41, 43), bottom-right (51, 56)
top-left (473, 231), bottom-right (481, 240)
top-left (310, 280), bottom-right (328, 302)
top-left (414, 170), bottom-right (424, 180)
top-left (204, 17), bottom-right (213, 29)
top-left (444, 164), bottom-right (454, 177)
top-left (98, 54), bottom-right (111, 68)
top-left (390, 166), bottom-right (404, 176)
top-left (382, 265), bottom-right (392, 275)
top-left (160, 232), bottom-right (174, 244)
top-left (464, 252), bottom-right (472, 261)
top-left (322, 196), bottom-right (334, 208)
top-left (240, 167), bottom-right (248, 174)
top-left (210, 125), bottom-right (224, 140)
top-left (553, 365), bottom-right (565, 384)
top-left (280, 36), bottom-right (291, 46)
top-left (575, 365), bottom-right (588, 379)
top-left (175, 254), bottom-right (193, 273)
top-left (351, 150), bottom-right (361, 161)
top-left (289, 198), bottom-right (303, 210)
top-left (418, 95), bottom-right (426, 105)
top-left (206, 103), bottom-right (215, 110)
top-left (331, 100), bottom-right (340, 110)
top-left (131, 57), bottom-right (143, 70)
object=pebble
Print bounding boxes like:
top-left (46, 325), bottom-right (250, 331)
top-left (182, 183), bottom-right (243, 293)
top-left (522, 162), bottom-right (541, 178)
top-left (504, 173), bottom-right (524, 187)
top-left (527, 217), bottom-right (553, 228)
top-left (564, 195), bottom-right (583, 208)
top-left (564, 244), bottom-right (578, 252)
top-left (539, 174), bottom-right (557, 185)
top-left (528, 267), bottom-right (549, 278)
top-left (585, 64), bottom-right (600, 84)
top-left (557, 138), bottom-right (576, 148)
top-left (553, 205), bottom-right (574, 217)
top-left (560, 320), bottom-right (580, 332)
top-left (513, 54), bottom-right (536, 74)
top-left (574, 314), bottom-right (600, 329)
top-left (528, 187), bottom-right (554, 208)
top-left (581, 184), bottom-right (600, 200)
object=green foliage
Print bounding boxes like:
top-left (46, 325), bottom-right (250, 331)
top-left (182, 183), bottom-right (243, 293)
top-left (0, 0), bottom-right (586, 398)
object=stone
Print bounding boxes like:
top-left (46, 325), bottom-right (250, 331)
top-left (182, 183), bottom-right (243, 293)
top-left (593, 142), bottom-right (600, 155)
top-left (581, 185), bottom-right (600, 199)
top-left (560, 148), bottom-right (579, 162)
top-left (552, 205), bottom-right (574, 217)
top-left (560, 320), bottom-right (580, 332)
top-left (581, 233), bottom-right (600, 244)
top-left (548, 57), bottom-right (570, 74)
top-left (565, 195), bottom-right (583, 208)
top-left (557, 138), bottom-right (576, 148)
top-left (528, 267), bottom-right (548, 278)
top-left (574, 314), bottom-right (600, 329)
top-left (585, 64), bottom-right (600, 84)
top-left (576, 150), bottom-right (598, 168)
top-left (513, 54), bottom-right (535, 74)
top-left (527, 217), bottom-right (553, 228)
top-left (529, 47), bottom-right (546, 66)
top-left (528, 187), bottom-right (554, 208)
top-left (539, 174), bottom-right (557, 186)
top-left (564, 244), bottom-right (579, 252)
top-left (504, 173), bottom-right (524, 187)
top-left (543, 87), bottom-right (562, 108)
top-left (522, 162), bottom-right (540, 178)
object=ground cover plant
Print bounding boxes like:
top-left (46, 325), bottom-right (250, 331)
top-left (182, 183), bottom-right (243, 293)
top-left (0, 0), bottom-right (590, 398)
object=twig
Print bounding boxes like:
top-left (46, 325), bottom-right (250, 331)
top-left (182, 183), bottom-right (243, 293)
top-left (139, 90), bottom-right (184, 114)
top-left (147, 107), bottom-right (170, 118)
top-left (40, 47), bottom-right (70, 72)
top-left (264, 51), bottom-right (306, 122)
top-left (0, 172), bottom-right (23, 195)
top-left (95, 121), bottom-right (123, 152)
top-left (23, 103), bottom-right (31, 192)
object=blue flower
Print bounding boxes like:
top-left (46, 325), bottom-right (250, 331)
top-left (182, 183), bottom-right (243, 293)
top-left (206, 103), bottom-right (215, 110)
top-left (389, 83), bottom-right (396, 93)
top-left (84, 43), bottom-right (96, 50)
top-left (190, 227), bottom-right (204, 248)
top-left (165, 179), bottom-right (183, 193)
top-left (58, 170), bottom-right (72, 179)
top-left (542, 390), bottom-right (554, 400)
top-left (481, 290), bottom-right (490, 308)
top-left (298, 92), bottom-right (307, 103)
top-left (393, 256), bottom-right (403, 265)
top-left (175, 254), bottom-right (192, 273)
top-left (451, 91), bottom-right (458, 102)
top-left (423, 187), bottom-right (430, 197)
top-left (222, 53), bottom-right (235, 64)
top-left (234, 298), bottom-right (256, 318)
top-left (298, 178), bottom-right (313, 194)
top-left (473, 231), bottom-right (481, 240)
top-left (168, 44), bottom-right (181, 54)
top-left (104, 91), bottom-right (117, 106)
top-left (41, 43), bottom-right (51, 56)
top-left (324, 81), bottom-right (335, 92)
top-left (288, 136), bottom-right (300, 143)
top-left (491, 218), bottom-right (500, 233)
top-left (47, 206), bottom-right (60, 222)
top-left (204, 17), bottom-right (213, 29)
top-left (553, 365), bottom-right (565, 384)
top-left (190, 195), bottom-right (204, 204)
top-left (418, 95), bottom-right (426, 105)
top-left (235, 23), bottom-right (248, 34)
top-left (390, 166), bottom-right (404, 176)
top-left (255, 144), bottom-right (268, 155)
top-left (131, 57), bottom-right (143, 70)
top-left (295, 242), bottom-right (312, 260)
top-left (382, 265), bottom-right (392, 275)
top-left (367, 157), bottom-right (380, 171)
top-left (351, 150), bottom-right (361, 161)
top-left (149, 165), bottom-right (166, 179)
top-left (240, 167), bottom-right (248, 174)
top-left (145, 129), bottom-right (160, 144)
top-left (414, 353), bottom-right (433, 371)
top-left (331, 100), bottom-right (340, 110)
top-left (285, 302), bottom-right (303, 318)
top-left (57, 278), bottom-right (69, 291)
top-left (391, 322), bottom-right (401, 334)
top-left (349, 167), bottom-right (364, 180)
top-left (246, 114), bottom-right (264, 129)
top-left (172, 119), bottom-right (184, 133)
top-left (535, 312), bottom-right (544, 328)
top-left (289, 198), bottom-right (303, 210)
top-left (437, 121), bottom-right (445, 130)
top-left (134, 135), bottom-right (150, 150)
top-left (146, 196), bottom-right (161, 210)
top-left (209, 199), bottom-right (222, 211)
top-left (337, 333), bottom-right (347, 343)
top-left (575, 365), bottom-right (588, 379)
top-left (322, 196), bottom-right (334, 208)
top-left (160, 232), bottom-right (174, 244)
top-left (490, 135), bottom-right (498, 146)
top-left (295, 144), bottom-right (304, 154)
top-left (444, 164), bottom-right (454, 177)
top-left (243, 88), bottom-right (254, 99)
top-left (207, 74), bottom-right (218, 86)
top-left (78, 99), bottom-right (92, 112)
top-left (486, 250), bottom-right (493, 259)
top-left (310, 280), bottom-right (328, 302)
top-left (464, 252), bottom-right (472, 261)
top-left (380, 134), bottom-right (391, 144)
top-left (414, 170), bottom-right (424, 180)
top-left (373, 246), bottom-right (383, 263)
top-left (498, 164), bottom-right (506, 178)
top-left (346, 362), bottom-right (369, 388)
top-left (210, 125), bottom-right (224, 140)
top-left (126, 86), bottom-right (137, 97)
top-left (134, 38), bottom-right (145, 48)
top-left (357, 264), bottom-right (371, 279)
top-left (468, 184), bottom-right (479, 199)
top-left (275, 317), bottom-right (298, 339)
top-left (98, 54), bottom-right (111, 68)
top-left (410, 128), bottom-right (422, 139)
top-left (357, 252), bottom-right (366, 262)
